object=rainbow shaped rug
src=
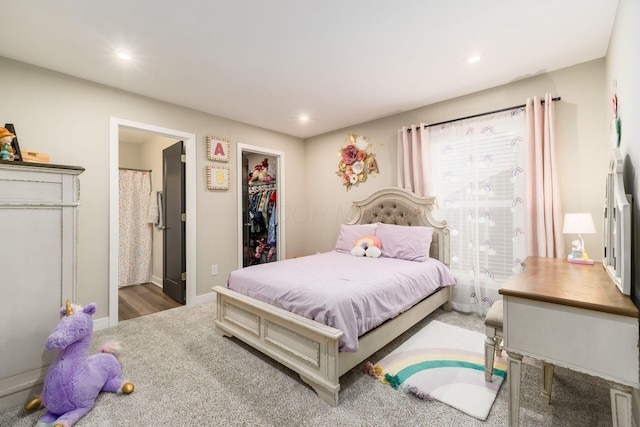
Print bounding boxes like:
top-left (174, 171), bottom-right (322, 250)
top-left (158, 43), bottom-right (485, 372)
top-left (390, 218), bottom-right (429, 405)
top-left (366, 320), bottom-right (506, 420)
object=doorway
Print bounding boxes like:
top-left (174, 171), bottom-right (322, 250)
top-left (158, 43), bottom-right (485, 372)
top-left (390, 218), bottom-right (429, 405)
top-left (237, 144), bottom-right (285, 269)
top-left (109, 117), bottom-right (197, 327)
top-left (117, 134), bottom-right (183, 319)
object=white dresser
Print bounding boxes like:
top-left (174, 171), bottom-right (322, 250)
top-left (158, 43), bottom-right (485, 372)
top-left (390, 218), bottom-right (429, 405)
top-left (0, 161), bottom-right (84, 411)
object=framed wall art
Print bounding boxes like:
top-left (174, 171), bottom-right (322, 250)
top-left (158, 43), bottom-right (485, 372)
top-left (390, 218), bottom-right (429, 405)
top-left (207, 165), bottom-right (230, 190)
top-left (207, 136), bottom-right (230, 162)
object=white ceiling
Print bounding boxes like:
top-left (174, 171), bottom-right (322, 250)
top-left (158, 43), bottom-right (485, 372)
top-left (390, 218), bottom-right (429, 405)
top-left (0, 1), bottom-right (618, 139)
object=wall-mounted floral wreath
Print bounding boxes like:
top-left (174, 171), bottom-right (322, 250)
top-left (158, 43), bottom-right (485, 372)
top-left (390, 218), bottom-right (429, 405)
top-left (610, 93), bottom-right (621, 147)
top-left (336, 133), bottom-right (379, 190)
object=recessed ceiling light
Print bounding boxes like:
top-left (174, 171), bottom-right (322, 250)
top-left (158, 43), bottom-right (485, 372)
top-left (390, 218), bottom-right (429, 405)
top-left (466, 55), bottom-right (481, 64)
top-left (299, 115), bottom-right (309, 123)
top-left (117, 51), bottom-right (132, 61)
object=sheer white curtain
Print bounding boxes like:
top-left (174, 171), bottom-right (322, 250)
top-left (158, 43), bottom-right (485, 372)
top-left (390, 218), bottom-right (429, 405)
top-left (399, 109), bottom-right (527, 315)
top-left (397, 124), bottom-right (430, 196)
top-left (119, 170), bottom-right (152, 287)
top-left (526, 94), bottom-right (564, 258)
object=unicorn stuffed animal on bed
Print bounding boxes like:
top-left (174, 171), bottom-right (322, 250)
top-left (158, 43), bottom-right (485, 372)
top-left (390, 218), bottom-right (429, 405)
top-left (24, 301), bottom-right (134, 427)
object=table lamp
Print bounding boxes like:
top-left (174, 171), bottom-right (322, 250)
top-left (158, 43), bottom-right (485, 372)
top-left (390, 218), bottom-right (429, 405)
top-left (562, 213), bottom-right (596, 264)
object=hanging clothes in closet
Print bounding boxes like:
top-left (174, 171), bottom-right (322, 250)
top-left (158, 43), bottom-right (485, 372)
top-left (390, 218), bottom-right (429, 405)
top-left (247, 182), bottom-right (277, 265)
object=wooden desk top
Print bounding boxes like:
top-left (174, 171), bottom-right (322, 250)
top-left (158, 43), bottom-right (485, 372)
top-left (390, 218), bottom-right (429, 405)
top-left (499, 256), bottom-right (638, 318)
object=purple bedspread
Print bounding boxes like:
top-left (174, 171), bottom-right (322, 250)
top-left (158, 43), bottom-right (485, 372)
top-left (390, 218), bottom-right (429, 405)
top-left (226, 251), bottom-right (456, 352)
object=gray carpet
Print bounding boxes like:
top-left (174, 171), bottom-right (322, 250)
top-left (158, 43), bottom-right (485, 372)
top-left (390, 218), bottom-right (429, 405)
top-left (1, 301), bottom-right (612, 426)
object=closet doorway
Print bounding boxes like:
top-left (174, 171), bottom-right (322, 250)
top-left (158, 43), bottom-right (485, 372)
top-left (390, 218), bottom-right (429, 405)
top-left (109, 118), bottom-right (197, 327)
top-left (237, 144), bottom-right (285, 269)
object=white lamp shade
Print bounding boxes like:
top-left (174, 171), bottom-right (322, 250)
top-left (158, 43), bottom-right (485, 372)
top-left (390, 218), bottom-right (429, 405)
top-left (562, 213), bottom-right (596, 234)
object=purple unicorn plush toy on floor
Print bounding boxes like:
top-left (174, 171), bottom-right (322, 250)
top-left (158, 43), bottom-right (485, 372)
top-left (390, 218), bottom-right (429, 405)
top-left (24, 301), bottom-right (134, 427)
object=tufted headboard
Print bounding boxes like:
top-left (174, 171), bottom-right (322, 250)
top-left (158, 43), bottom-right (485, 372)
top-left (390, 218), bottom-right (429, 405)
top-left (345, 187), bottom-right (450, 267)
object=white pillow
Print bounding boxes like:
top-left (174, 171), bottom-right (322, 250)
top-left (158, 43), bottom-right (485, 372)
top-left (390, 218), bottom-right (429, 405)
top-left (334, 223), bottom-right (377, 253)
top-left (375, 222), bottom-right (433, 262)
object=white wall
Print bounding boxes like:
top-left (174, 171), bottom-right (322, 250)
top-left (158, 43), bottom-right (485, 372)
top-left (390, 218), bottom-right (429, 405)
top-left (606, 0), bottom-right (640, 306)
top-left (0, 56), bottom-right (306, 319)
top-left (118, 141), bottom-right (142, 168)
top-left (303, 59), bottom-right (609, 259)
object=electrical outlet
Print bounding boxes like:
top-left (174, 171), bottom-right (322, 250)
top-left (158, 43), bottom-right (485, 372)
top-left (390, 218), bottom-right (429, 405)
top-left (211, 265), bottom-right (218, 276)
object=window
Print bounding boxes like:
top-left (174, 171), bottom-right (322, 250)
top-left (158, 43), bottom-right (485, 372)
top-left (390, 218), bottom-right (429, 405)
top-left (430, 108), bottom-right (526, 314)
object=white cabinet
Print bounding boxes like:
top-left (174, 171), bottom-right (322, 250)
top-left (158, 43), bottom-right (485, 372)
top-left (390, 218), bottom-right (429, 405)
top-left (0, 162), bottom-right (83, 411)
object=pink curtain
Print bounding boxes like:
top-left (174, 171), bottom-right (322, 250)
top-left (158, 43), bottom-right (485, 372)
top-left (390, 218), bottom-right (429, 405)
top-left (397, 124), bottom-right (430, 196)
top-left (525, 94), bottom-right (565, 258)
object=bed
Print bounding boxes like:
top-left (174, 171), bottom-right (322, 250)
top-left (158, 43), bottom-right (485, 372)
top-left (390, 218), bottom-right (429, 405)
top-left (212, 187), bottom-right (453, 406)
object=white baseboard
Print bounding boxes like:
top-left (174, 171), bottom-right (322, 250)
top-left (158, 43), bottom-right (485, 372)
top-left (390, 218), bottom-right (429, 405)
top-left (195, 292), bottom-right (216, 305)
top-left (94, 316), bottom-right (111, 332)
top-left (151, 275), bottom-right (162, 287)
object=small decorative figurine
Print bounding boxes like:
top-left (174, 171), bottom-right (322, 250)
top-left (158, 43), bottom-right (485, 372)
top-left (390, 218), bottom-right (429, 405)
top-left (0, 127), bottom-right (15, 161)
top-left (0, 143), bottom-right (12, 160)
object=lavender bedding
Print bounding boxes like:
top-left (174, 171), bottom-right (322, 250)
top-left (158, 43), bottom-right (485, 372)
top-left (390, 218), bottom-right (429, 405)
top-left (226, 251), bottom-right (455, 352)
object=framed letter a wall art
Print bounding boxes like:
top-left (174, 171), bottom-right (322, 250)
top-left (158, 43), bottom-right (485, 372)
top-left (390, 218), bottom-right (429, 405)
top-left (207, 165), bottom-right (230, 190)
top-left (207, 136), bottom-right (230, 162)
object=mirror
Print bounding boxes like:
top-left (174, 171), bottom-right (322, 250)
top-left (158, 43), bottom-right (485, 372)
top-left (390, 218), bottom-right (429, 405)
top-left (603, 148), bottom-right (631, 295)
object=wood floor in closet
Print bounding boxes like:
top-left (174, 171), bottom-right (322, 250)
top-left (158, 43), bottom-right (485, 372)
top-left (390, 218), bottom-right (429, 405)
top-left (118, 283), bottom-right (182, 321)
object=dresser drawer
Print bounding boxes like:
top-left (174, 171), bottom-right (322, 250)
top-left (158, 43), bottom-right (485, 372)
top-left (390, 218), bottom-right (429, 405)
top-left (0, 169), bottom-right (64, 204)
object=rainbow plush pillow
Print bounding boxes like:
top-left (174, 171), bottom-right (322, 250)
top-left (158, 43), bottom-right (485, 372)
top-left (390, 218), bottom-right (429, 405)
top-left (334, 223), bottom-right (377, 253)
top-left (351, 235), bottom-right (382, 258)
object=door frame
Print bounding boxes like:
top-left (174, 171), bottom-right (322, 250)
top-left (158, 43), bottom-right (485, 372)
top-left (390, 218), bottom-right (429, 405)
top-left (237, 143), bottom-right (285, 269)
top-left (109, 117), bottom-right (197, 327)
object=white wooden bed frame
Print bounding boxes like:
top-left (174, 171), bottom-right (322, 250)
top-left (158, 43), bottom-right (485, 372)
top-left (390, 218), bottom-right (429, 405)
top-left (213, 187), bottom-right (452, 406)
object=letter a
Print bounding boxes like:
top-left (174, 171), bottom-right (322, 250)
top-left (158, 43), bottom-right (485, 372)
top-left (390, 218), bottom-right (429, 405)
top-left (214, 142), bottom-right (226, 156)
